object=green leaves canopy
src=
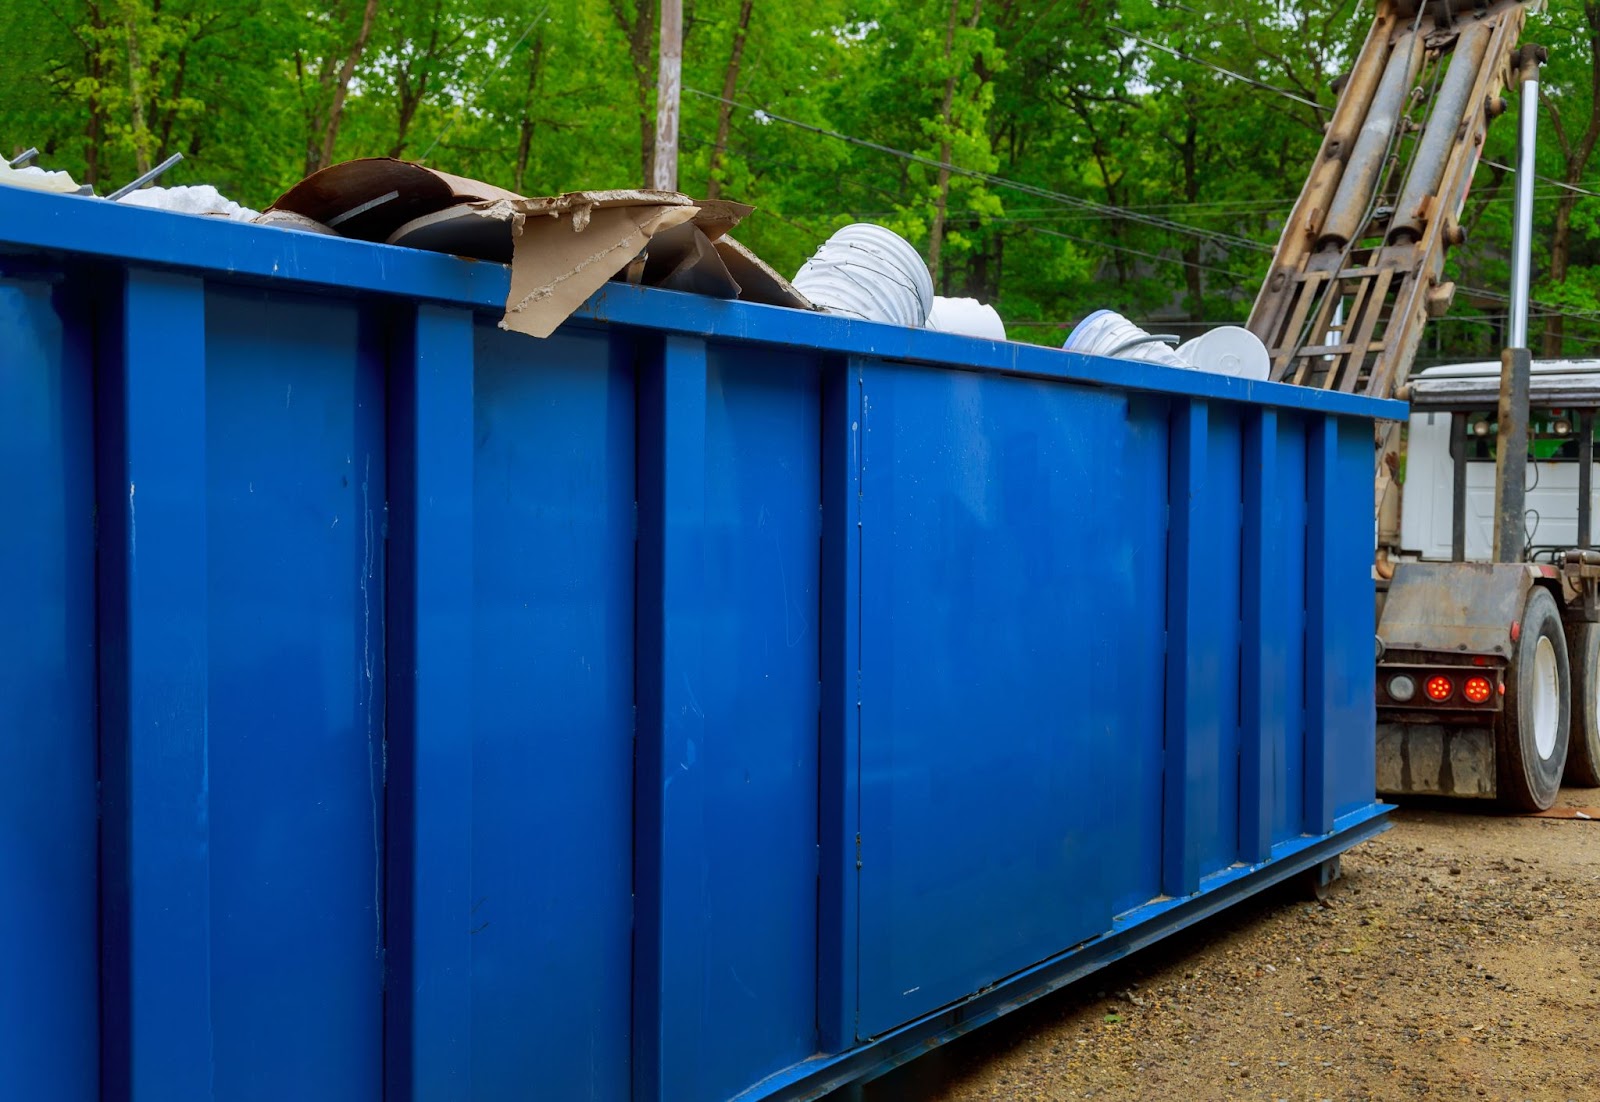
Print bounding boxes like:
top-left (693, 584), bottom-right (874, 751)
top-left (3, 0), bottom-right (1596, 357)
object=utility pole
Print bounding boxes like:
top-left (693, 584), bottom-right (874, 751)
top-left (652, 0), bottom-right (682, 191)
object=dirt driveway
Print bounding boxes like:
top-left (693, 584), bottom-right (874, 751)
top-left (866, 787), bottom-right (1600, 1102)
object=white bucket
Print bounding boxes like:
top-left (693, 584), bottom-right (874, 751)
top-left (926, 296), bottom-right (1006, 340)
top-left (1175, 326), bottom-right (1270, 380)
top-left (793, 224), bottom-right (933, 327)
top-left (1062, 309), bottom-right (1189, 370)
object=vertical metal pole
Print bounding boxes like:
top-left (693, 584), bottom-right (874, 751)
top-left (652, 0), bottom-right (683, 190)
top-left (1580, 411), bottom-right (1594, 549)
top-left (1451, 413), bottom-right (1469, 563)
top-left (1493, 46), bottom-right (1545, 564)
top-left (1507, 56), bottom-right (1542, 350)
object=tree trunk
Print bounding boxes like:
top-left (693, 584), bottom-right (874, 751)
top-left (705, 0), bottom-right (753, 200)
top-left (514, 30), bottom-right (547, 193)
top-left (307, 0), bottom-right (381, 175)
top-left (390, 3), bottom-right (444, 159)
top-left (158, 41), bottom-right (195, 159)
top-left (83, 1), bottom-right (109, 185)
top-left (1544, 196), bottom-right (1580, 356)
top-left (1179, 111), bottom-right (1203, 322)
top-left (610, 0), bottom-right (659, 186)
top-left (123, 6), bottom-right (151, 174)
top-left (928, 0), bottom-right (981, 286)
top-left (1541, 3), bottom-right (1600, 356)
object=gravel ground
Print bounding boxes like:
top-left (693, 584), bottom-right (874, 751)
top-left (866, 787), bottom-right (1600, 1102)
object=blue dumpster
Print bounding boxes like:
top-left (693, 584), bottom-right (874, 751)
top-left (0, 185), bottom-right (1394, 1102)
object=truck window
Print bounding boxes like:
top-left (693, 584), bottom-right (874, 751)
top-left (1459, 408), bottom-right (1600, 461)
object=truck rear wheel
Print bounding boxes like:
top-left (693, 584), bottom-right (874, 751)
top-left (1564, 621), bottom-right (1600, 787)
top-left (1496, 587), bottom-right (1570, 811)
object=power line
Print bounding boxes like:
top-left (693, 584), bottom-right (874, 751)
top-left (1481, 160), bottom-right (1600, 198)
top-left (682, 87), bottom-right (1273, 254)
top-left (1110, 26), bottom-right (1330, 113)
top-left (1103, 23), bottom-right (1600, 202)
top-left (418, 5), bottom-right (551, 164)
top-left (687, 34), bottom-right (1600, 333)
top-left (1430, 311), bottom-right (1600, 353)
top-left (1008, 221), bottom-right (1250, 282)
top-left (1460, 284), bottom-right (1600, 325)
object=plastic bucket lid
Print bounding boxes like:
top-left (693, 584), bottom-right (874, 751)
top-left (1175, 326), bottom-right (1270, 379)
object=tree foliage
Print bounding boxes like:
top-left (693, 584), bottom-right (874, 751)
top-left (3, 0), bottom-right (1597, 356)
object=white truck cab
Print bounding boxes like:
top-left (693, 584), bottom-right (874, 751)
top-left (1377, 358), bottom-right (1600, 810)
top-left (1402, 359), bottom-right (1600, 562)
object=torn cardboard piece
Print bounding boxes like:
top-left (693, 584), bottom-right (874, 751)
top-left (270, 158), bottom-right (811, 334)
top-left (387, 189), bottom-right (754, 338)
top-left (266, 157), bottom-right (524, 242)
top-left (713, 236), bottom-right (813, 311)
top-left (502, 198), bottom-right (701, 338)
top-left (254, 208), bottom-right (340, 235)
top-left (389, 189), bottom-right (811, 328)
top-left (388, 190), bottom-right (748, 262)
top-left (641, 221), bottom-right (742, 299)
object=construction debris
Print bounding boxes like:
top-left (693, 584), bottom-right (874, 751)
top-left (119, 184), bottom-right (258, 221)
top-left (263, 157), bottom-right (810, 337)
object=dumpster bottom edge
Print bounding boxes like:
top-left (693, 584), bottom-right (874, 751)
top-left (735, 803), bottom-right (1393, 1102)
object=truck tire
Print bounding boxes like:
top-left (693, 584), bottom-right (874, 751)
top-left (1564, 621), bottom-right (1600, 787)
top-left (1497, 587), bottom-right (1570, 811)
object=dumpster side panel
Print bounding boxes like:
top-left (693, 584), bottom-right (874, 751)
top-left (203, 287), bottom-right (386, 1101)
top-left (855, 363), bottom-right (1130, 1037)
top-left (383, 303), bottom-right (479, 1102)
top-left (692, 347), bottom-right (822, 1099)
top-left (0, 190), bottom-right (1399, 1102)
top-left (1103, 396), bottom-right (1170, 919)
top-left (97, 269), bottom-right (217, 1100)
top-left (467, 325), bottom-right (636, 1101)
top-left (634, 342), bottom-right (824, 1100)
top-left (0, 271), bottom-right (99, 1101)
top-left (1268, 419), bottom-right (1309, 841)
top-left (1195, 411), bottom-right (1244, 874)
top-left (1329, 418), bottom-right (1379, 818)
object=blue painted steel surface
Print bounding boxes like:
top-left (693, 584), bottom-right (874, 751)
top-left (204, 286), bottom-right (388, 1100)
top-left (0, 267), bottom-right (98, 1102)
top-left (101, 268), bottom-right (216, 1101)
top-left (855, 366), bottom-right (1128, 1037)
top-left (385, 303), bottom-right (479, 1102)
top-left (0, 187), bottom-right (1396, 1102)
top-left (468, 324), bottom-right (637, 1100)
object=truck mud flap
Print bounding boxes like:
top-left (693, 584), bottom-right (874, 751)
top-left (1376, 722), bottom-right (1496, 798)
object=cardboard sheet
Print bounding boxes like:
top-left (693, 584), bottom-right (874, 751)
top-left (641, 222), bottom-right (742, 299)
top-left (270, 158), bottom-right (806, 337)
top-left (387, 190), bottom-right (756, 337)
top-left (713, 236), bottom-right (814, 310)
top-left (502, 199), bottom-right (700, 338)
top-left (266, 158), bottom-right (524, 242)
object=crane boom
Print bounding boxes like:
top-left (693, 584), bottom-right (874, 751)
top-left (1247, 0), bottom-right (1536, 399)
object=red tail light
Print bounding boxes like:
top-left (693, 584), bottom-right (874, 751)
top-left (1426, 676), bottom-right (1454, 702)
top-left (1464, 677), bottom-right (1492, 704)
